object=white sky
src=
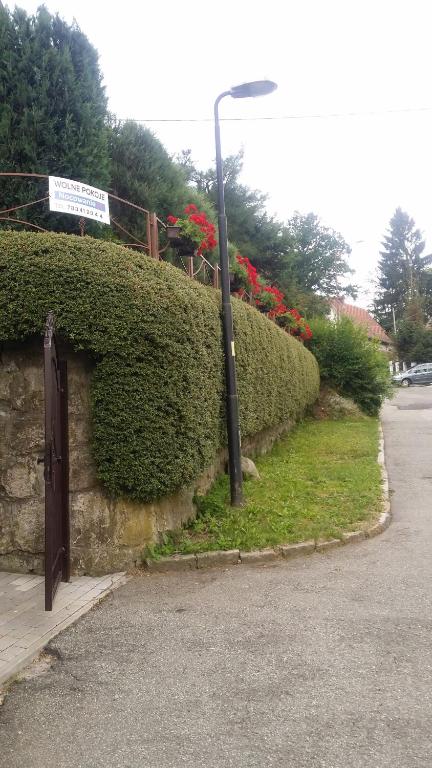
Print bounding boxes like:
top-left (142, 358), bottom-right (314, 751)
top-left (8, 0), bottom-right (432, 307)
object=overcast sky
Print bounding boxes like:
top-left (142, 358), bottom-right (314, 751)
top-left (8, 0), bottom-right (432, 307)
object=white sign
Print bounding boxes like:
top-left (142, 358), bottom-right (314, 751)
top-left (49, 176), bottom-right (110, 225)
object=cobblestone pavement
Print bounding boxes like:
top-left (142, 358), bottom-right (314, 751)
top-left (1, 388), bottom-right (432, 768)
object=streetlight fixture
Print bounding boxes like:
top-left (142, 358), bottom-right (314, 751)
top-left (214, 80), bottom-right (277, 507)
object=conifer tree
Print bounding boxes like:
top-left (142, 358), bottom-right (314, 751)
top-left (373, 208), bottom-right (431, 331)
top-left (0, 5), bottom-right (110, 231)
top-left (109, 121), bottom-right (216, 245)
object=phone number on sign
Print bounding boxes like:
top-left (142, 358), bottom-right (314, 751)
top-left (61, 203), bottom-right (105, 219)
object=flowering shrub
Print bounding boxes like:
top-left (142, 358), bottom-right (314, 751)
top-left (233, 254), bottom-right (262, 295)
top-left (167, 204), bottom-right (217, 256)
top-left (165, 222), bottom-right (313, 341)
top-left (231, 252), bottom-right (312, 339)
top-left (256, 285), bottom-right (287, 318)
top-left (277, 310), bottom-right (300, 332)
top-left (278, 309), bottom-right (313, 341)
top-left (231, 254), bottom-right (286, 313)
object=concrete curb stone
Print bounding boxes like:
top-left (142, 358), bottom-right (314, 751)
top-left (144, 420), bottom-right (391, 574)
top-left (240, 549), bottom-right (281, 565)
top-left (145, 554), bottom-right (197, 573)
top-left (316, 538), bottom-right (343, 553)
top-left (366, 510), bottom-right (391, 538)
top-left (278, 541), bottom-right (316, 559)
top-left (342, 530), bottom-right (366, 544)
top-left (196, 550), bottom-right (240, 568)
top-left (365, 425), bottom-right (392, 538)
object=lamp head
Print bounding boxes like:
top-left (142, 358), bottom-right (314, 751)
top-left (229, 80), bottom-right (277, 99)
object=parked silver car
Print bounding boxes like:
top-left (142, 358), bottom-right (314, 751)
top-left (393, 363), bottom-right (432, 387)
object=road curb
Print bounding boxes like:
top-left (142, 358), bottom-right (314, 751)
top-left (144, 422), bottom-right (391, 573)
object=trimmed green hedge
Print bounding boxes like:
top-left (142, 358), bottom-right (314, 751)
top-left (0, 232), bottom-right (319, 501)
top-left (233, 301), bottom-right (319, 436)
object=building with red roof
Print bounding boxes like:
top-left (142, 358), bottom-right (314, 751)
top-left (329, 298), bottom-right (392, 349)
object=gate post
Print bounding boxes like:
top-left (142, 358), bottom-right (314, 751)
top-left (59, 359), bottom-right (70, 583)
top-left (150, 213), bottom-right (159, 260)
top-left (43, 312), bottom-right (70, 610)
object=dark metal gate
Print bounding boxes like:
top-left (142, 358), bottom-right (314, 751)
top-left (43, 311), bottom-right (70, 611)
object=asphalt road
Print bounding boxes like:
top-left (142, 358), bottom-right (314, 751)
top-left (1, 387), bottom-right (432, 768)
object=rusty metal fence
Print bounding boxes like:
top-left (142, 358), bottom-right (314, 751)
top-left (0, 172), bottom-right (221, 288)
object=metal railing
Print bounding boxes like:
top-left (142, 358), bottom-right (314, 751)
top-left (0, 172), bottom-right (222, 288)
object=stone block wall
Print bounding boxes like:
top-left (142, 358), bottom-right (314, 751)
top-left (0, 341), bottom-right (294, 575)
top-left (0, 341), bottom-right (98, 574)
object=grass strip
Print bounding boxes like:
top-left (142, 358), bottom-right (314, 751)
top-left (147, 417), bottom-right (382, 557)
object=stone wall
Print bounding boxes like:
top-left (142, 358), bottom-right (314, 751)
top-left (0, 341), bottom-right (294, 575)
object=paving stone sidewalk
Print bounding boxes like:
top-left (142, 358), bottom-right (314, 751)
top-left (0, 571), bottom-right (126, 685)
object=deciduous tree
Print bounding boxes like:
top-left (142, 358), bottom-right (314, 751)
top-left (280, 212), bottom-right (356, 300)
top-left (179, 151), bottom-right (355, 309)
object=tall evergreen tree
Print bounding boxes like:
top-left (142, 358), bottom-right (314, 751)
top-left (373, 208), bottom-right (432, 331)
top-left (0, 5), bottom-right (110, 232)
top-left (109, 121), bottom-right (214, 244)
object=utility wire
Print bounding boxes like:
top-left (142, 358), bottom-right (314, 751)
top-left (118, 106), bottom-right (432, 124)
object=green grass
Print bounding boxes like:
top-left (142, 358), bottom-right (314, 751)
top-left (148, 417), bottom-right (382, 557)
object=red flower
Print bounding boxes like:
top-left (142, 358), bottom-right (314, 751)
top-left (168, 205), bottom-right (218, 255)
top-left (235, 253), bottom-right (263, 295)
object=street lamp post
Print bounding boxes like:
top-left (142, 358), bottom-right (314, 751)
top-left (214, 80), bottom-right (277, 507)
